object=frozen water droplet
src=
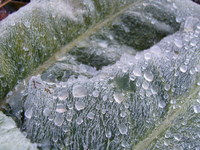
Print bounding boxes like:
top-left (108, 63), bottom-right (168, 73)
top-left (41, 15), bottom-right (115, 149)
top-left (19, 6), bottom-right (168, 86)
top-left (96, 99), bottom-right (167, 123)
top-left (180, 65), bottom-right (187, 73)
top-left (197, 23), bottom-right (200, 29)
top-left (164, 84), bottom-right (170, 91)
top-left (24, 21), bottom-right (31, 28)
top-left (130, 74), bottom-right (136, 81)
top-left (101, 109), bottom-right (106, 114)
top-left (151, 88), bottom-right (157, 95)
top-left (11, 21), bottom-right (15, 26)
top-left (58, 90), bottom-right (69, 101)
top-left (98, 41), bottom-right (108, 48)
top-left (67, 104), bottom-right (73, 110)
top-left (193, 105), bottom-right (200, 113)
top-left (144, 71), bottom-right (154, 82)
top-left (164, 140), bottom-right (169, 146)
top-left (53, 134), bottom-right (58, 143)
top-left (25, 108), bottom-right (33, 119)
top-left (72, 85), bottom-right (87, 98)
top-left (103, 95), bottom-right (107, 101)
top-left (150, 45), bottom-right (161, 56)
top-left (76, 117), bottom-right (83, 125)
top-left (122, 140), bottom-right (129, 148)
top-left (195, 65), bottom-right (200, 72)
top-left (118, 123), bottom-right (128, 135)
top-left (172, 2), bottom-right (177, 9)
top-left (158, 101), bottom-right (166, 108)
top-left (105, 130), bottom-right (111, 138)
top-left (66, 114), bottom-right (73, 122)
top-left (23, 46), bottom-right (29, 51)
top-left (54, 114), bottom-right (64, 127)
top-left (56, 104), bottom-right (67, 113)
top-left (190, 68), bottom-right (195, 75)
top-left (113, 92), bottom-right (125, 104)
top-left (92, 90), bottom-right (99, 97)
top-left (87, 112), bottom-right (95, 120)
top-left (144, 52), bottom-right (151, 60)
top-left (0, 73), bottom-right (4, 78)
top-left (75, 100), bottom-right (86, 111)
top-left (132, 67), bottom-right (142, 77)
top-left (142, 81), bottom-right (149, 90)
top-left (174, 135), bottom-right (181, 141)
top-left (43, 108), bottom-right (50, 116)
top-left (184, 17), bottom-right (199, 32)
top-left (48, 114), bottom-right (54, 121)
top-left (174, 38), bottom-right (183, 48)
top-left (190, 39), bottom-right (198, 46)
top-left (120, 112), bottom-right (127, 118)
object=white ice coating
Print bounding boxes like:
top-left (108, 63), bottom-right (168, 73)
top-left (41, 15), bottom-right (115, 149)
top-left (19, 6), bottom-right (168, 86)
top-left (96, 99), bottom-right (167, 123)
top-left (18, 0), bottom-right (200, 150)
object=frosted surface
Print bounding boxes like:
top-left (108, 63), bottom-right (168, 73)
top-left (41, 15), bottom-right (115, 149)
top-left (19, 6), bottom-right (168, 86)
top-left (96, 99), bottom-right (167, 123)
top-left (2, 0), bottom-right (200, 149)
top-left (0, 112), bottom-right (37, 150)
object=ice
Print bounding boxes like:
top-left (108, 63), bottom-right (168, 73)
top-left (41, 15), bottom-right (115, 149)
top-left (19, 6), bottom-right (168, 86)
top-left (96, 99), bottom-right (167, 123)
top-left (122, 140), bottom-right (130, 148)
top-left (57, 89), bottom-right (69, 101)
top-left (75, 100), bottom-right (86, 111)
top-left (105, 130), bottom-right (112, 138)
top-left (174, 37), bottom-right (183, 48)
top-left (184, 17), bottom-right (199, 32)
top-left (0, 112), bottom-right (37, 149)
top-left (72, 85), bottom-right (87, 98)
top-left (142, 81), bottom-right (150, 90)
top-left (133, 67), bottom-right (142, 77)
top-left (25, 107), bottom-right (33, 119)
top-left (3, 0), bottom-right (200, 149)
top-left (0, 0), bottom-right (134, 99)
top-left (180, 65), bottom-right (188, 73)
top-left (158, 101), bottom-right (166, 109)
top-left (147, 95), bottom-right (200, 150)
top-left (144, 71), bottom-right (154, 82)
top-left (118, 123), bottom-right (128, 135)
top-left (193, 105), bottom-right (200, 113)
top-left (87, 112), bottom-right (95, 119)
top-left (76, 117), bottom-right (83, 125)
top-left (43, 108), bottom-right (51, 117)
top-left (56, 104), bottom-right (67, 113)
top-left (113, 92), bottom-right (125, 104)
top-left (54, 114), bottom-right (64, 127)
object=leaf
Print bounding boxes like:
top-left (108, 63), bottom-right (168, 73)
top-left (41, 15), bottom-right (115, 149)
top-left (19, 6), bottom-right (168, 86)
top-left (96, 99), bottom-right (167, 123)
top-left (1, 0), bottom-right (200, 150)
top-left (0, 0), bottom-right (134, 99)
top-left (0, 111), bottom-right (38, 149)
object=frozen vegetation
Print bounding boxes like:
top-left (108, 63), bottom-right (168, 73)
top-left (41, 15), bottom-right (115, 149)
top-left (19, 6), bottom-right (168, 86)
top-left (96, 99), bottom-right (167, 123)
top-left (0, 0), bottom-right (200, 150)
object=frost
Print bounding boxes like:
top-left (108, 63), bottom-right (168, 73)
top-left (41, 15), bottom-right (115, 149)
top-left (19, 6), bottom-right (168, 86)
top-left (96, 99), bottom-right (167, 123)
top-left (0, 112), bottom-right (37, 150)
top-left (2, 0), bottom-right (200, 150)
